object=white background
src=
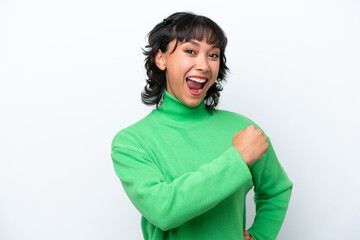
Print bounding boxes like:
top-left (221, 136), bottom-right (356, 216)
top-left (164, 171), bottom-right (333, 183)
top-left (1, 0), bottom-right (359, 239)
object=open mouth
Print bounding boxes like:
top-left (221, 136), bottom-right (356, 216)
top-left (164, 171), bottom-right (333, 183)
top-left (186, 76), bottom-right (208, 95)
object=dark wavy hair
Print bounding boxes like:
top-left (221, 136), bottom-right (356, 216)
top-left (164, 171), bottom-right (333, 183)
top-left (141, 12), bottom-right (229, 112)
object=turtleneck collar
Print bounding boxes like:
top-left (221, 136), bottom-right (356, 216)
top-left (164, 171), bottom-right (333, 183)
top-left (152, 89), bottom-right (212, 124)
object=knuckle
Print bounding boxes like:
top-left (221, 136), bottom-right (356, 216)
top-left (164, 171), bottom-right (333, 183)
top-left (246, 125), bottom-right (255, 131)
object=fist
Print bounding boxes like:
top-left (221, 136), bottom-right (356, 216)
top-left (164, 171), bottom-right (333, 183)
top-left (233, 125), bottom-right (269, 165)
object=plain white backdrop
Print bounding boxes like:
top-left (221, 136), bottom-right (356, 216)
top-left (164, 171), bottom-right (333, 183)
top-left (1, 0), bottom-right (359, 239)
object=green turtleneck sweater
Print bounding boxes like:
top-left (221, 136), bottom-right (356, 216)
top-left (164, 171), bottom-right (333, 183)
top-left (111, 90), bottom-right (292, 240)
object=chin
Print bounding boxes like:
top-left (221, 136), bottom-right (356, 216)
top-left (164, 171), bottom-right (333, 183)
top-left (183, 98), bottom-right (202, 107)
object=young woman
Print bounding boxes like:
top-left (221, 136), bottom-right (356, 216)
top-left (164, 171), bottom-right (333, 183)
top-left (111, 12), bottom-right (292, 240)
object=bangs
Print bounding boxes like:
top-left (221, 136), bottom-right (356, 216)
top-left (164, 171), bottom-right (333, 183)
top-left (170, 16), bottom-right (227, 52)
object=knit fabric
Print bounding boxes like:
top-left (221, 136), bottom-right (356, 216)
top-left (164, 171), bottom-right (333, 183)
top-left (111, 89), bottom-right (292, 240)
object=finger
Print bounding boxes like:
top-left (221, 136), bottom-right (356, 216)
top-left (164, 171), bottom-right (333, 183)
top-left (246, 125), bottom-right (256, 130)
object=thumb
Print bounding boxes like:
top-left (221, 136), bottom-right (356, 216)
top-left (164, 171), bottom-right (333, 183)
top-left (243, 230), bottom-right (250, 240)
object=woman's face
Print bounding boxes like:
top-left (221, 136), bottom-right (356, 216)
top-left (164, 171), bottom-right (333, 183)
top-left (155, 38), bottom-right (220, 107)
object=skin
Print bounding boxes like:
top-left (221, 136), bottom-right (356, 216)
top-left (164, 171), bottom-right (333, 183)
top-left (155, 38), bottom-right (220, 107)
top-left (155, 37), bottom-right (267, 238)
top-left (233, 125), bottom-right (269, 165)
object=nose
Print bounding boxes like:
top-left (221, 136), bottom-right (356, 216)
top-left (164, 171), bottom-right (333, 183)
top-left (195, 54), bottom-right (210, 72)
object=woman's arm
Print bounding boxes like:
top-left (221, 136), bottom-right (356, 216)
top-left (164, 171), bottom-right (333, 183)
top-left (111, 128), bottom-right (252, 231)
top-left (247, 138), bottom-right (293, 240)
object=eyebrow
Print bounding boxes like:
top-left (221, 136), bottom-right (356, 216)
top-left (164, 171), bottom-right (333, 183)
top-left (183, 40), bottom-right (219, 49)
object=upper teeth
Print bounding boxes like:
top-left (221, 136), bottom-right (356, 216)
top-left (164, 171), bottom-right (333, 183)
top-left (187, 77), bottom-right (207, 83)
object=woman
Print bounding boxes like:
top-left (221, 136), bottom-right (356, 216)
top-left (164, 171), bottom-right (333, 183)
top-left (111, 12), bottom-right (292, 240)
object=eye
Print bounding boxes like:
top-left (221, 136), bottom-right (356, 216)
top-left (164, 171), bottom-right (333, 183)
top-left (209, 53), bottom-right (219, 58)
top-left (184, 49), bottom-right (196, 55)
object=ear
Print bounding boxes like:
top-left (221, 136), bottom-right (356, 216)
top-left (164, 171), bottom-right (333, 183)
top-left (155, 49), bottom-right (166, 71)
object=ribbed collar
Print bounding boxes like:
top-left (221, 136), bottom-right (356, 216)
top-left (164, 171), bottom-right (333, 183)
top-left (152, 89), bottom-right (212, 124)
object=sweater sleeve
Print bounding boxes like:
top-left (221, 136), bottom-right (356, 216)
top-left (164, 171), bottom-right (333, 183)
top-left (247, 137), bottom-right (293, 240)
top-left (111, 128), bottom-right (252, 231)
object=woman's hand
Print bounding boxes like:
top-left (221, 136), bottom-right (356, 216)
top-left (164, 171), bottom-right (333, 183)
top-left (233, 125), bottom-right (269, 165)
top-left (243, 230), bottom-right (254, 240)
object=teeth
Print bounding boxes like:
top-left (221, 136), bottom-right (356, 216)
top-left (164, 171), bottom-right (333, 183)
top-left (187, 77), bottom-right (207, 83)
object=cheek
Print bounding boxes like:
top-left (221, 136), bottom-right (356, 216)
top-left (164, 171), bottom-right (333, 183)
top-left (211, 62), bottom-right (220, 76)
top-left (165, 69), bottom-right (183, 87)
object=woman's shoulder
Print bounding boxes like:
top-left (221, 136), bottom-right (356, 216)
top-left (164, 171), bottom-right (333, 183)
top-left (214, 108), bottom-right (256, 125)
top-left (214, 109), bottom-right (270, 140)
top-left (111, 112), bottom-right (155, 148)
